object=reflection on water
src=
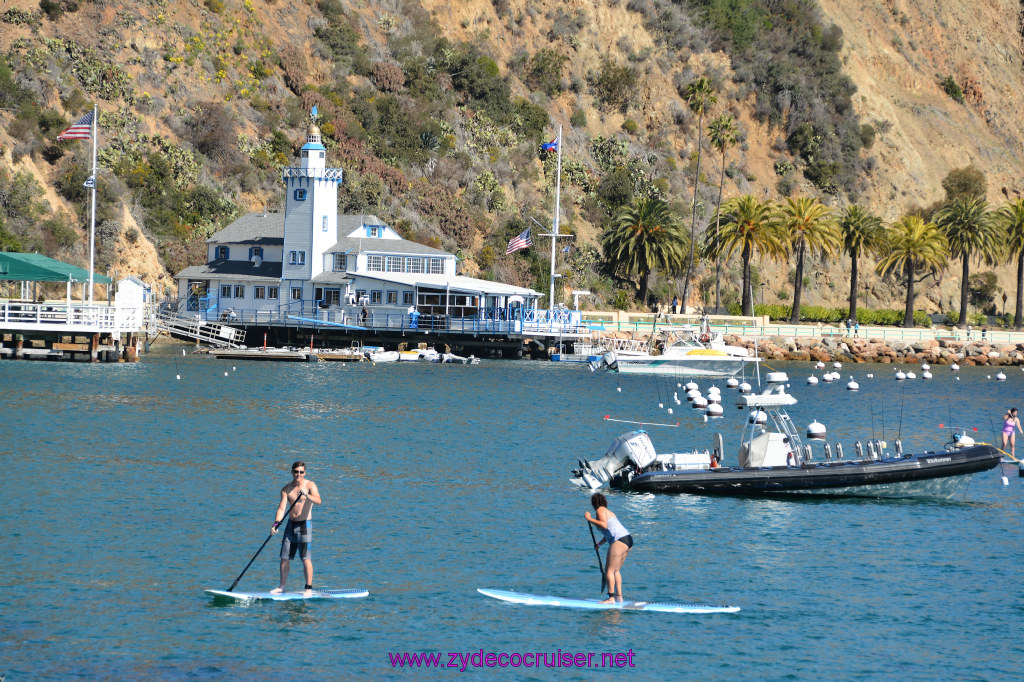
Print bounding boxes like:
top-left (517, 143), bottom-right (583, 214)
top-left (0, 350), bottom-right (1021, 678)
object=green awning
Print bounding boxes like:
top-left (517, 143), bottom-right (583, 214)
top-left (0, 252), bottom-right (112, 284)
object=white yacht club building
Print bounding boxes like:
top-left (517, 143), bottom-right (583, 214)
top-left (174, 119), bottom-right (547, 333)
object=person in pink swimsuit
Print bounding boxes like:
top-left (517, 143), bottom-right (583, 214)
top-left (1001, 408), bottom-right (1022, 458)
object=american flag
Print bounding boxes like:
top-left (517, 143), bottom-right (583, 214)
top-left (57, 111), bottom-right (94, 141)
top-left (506, 228), bottom-right (532, 254)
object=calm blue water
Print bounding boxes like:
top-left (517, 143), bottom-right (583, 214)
top-left (1, 347), bottom-right (1022, 680)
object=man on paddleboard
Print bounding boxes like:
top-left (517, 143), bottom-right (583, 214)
top-left (270, 461), bottom-right (321, 596)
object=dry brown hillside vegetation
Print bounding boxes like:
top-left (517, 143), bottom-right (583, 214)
top-left (1, 0), bottom-right (1023, 318)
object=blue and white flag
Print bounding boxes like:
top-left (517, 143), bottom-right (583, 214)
top-left (541, 138), bottom-right (558, 151)
top-left (506, 228), bottom-right (532, 254)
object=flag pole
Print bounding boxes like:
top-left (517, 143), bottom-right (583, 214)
top-left (87, 103), bottom-right (97, 304)
top-left (549, 124), bottom-right (562, 311)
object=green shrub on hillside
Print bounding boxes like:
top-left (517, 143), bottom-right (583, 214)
top-left (592, 57), bottom-right (637, 112)
top-left (940, 75), bottom-right (964, 103)
top-left (525, 48), bottom-right (567, 97)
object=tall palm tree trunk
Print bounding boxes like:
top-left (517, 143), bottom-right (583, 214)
top-left (714, 147), bottom-right (726, 313)
top-left (681, 115), bottom-right (705, 312)
top-left (1016, 249), bottom-right (1024, 330)
top-left (639, 269), bottom-right (650, 307)
top-left (904, 260), bottom-right (916, 327)
top-left (848, 247), bottom-right (859, 321)
top-left (957, 258), bottom-right (970, 327)
top-left (741, 242), bottom-right (752, 317)
top-left (789, 241), bottom-right (805, 324)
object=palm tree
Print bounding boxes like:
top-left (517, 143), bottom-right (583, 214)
top-left (706, 195), bottom-right (784, 316)
top-left (999, 198), bottom-right (1024, 329)
top-left (679, 76), bottom-right (717, 312)
top-left (601, 197), bottom-right (687, 305)
top-left (876, 216), bottom-right (948, 327)
top-left (838, 205), bottom-right (884, 321)
top-left (708, 113), bottom-right (738, 313)
top-left (935, 196), bottom-right (999, 327)
top-left (774, 197), bottom-right (840, 324)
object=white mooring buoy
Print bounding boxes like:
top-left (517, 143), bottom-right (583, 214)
top-left (807, 420), bottom-right (827, 440)
top-left (807, 375), bottom-right (819, 385)
top-left (846, 377), bottom-right (859, 391)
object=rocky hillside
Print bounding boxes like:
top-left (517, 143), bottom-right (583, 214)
top-left (1, 0), bottom-right (1022, 313)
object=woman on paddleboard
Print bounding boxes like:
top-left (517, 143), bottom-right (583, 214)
top-left (585, 493), bottom-right (633, 603)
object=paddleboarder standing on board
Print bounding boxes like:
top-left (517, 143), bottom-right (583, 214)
top-left (270, 461), bottom-right (321, 596)
top-left (585, 493), bottom-right (633, 603)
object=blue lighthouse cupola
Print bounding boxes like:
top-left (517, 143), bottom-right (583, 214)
top-left (300, 119), bottom-right (327, 171)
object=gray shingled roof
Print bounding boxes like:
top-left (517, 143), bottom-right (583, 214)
top-left (328, 236), bottom-right (448, 256)
top-left (176, 260), bottom-right (283, 281)
top-left (207, 213), bottom-right (285, 245)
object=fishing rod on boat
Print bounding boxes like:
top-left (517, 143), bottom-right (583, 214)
top-left (603, 416), bottom-right (680, 428)
top-left (896, 381), bottom-right (906, 441)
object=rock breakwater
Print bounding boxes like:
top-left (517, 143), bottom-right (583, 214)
top-left (726, 335), bottom-right (1024, 366)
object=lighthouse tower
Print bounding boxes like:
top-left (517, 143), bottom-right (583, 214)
top-left (281, 107), bottom-right (344, 290)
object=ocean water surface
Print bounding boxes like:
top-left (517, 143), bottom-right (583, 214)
top-left (0, 345), bottom-right (1021, 680)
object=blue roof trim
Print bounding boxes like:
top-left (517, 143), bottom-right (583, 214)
top-left (301, 142), bottom-right (326, 151)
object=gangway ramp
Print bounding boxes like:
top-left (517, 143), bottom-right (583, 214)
top-left (156, 314), bottom-right (245, 348)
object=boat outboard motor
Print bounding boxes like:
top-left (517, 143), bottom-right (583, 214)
top-left (854, 440), bottom-right (863, 459)
top-left (895, 439), bottom-right (903, 457)
top-left (866, 441), bottom-right (876, 460)
top-left (803, 444), bottom-right (813, 462)
top-left (835, 442), bottom-right (844, 460)
top-left (823, 442), bottom-right (832, 461)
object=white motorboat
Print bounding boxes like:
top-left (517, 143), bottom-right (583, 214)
top-left (591, 316), bottom-right (758, 377)
top-left (363, 346), bottom-right (399, 362)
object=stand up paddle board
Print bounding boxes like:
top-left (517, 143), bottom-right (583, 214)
top-left (205, 588), bottom-right (368, 601)
top-left (478, 588), bottom-right (739, 614)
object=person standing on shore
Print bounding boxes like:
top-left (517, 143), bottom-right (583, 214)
top-left (585, 493), bottom-right (633, 603)
top-left (270, 461), bottom-right (321, 596)
top-left (1001, 408), bottom-right (1023, 458)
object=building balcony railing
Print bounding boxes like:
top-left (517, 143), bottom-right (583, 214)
top-left (0, 300), bottom-right (150, 333)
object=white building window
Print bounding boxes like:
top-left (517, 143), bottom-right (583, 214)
top-left (333, 253), bottom-right (347, 272)
top-left (220, 284), bottom-right (232, 298)
top-left (406, 257), bottom-right (424, 274)
top-left (367, 255), bottom-right (383, 272)
top-left (298, 251), bottom-right (306, 265)
top-left (289, 251), bottom-right (297, 265)
top-left (234, 285), bottom-right (245, 298)
top-left (369, 225), bottom-right (381, 237)
top-left (291, 287), bottom-right (302, 301)
top-left (254, 286), bottom-right (266, 299)
top-left (268, 286), bottom-right (279, 300)
top-left (370, 290), bottom-right (382, 304)
top-left (403, 291), bottom-right (414, 306)
top-left (216, 246), bottom-right (228, 260)
top-left (322, 216), bottom-right (328, 232)
top-left (385, 256), bottom-right (403, 272)
top-left (427, 258), bottom-right (444, 274)
top-left (387, 291), bottom-right (398, 305)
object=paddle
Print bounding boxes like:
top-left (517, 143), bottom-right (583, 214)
top-left (587, 522), bottom-right (608, 593)
top-left (226, 491), bottom-right (305, 592)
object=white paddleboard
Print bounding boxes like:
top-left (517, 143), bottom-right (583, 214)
top-left (478, 588), bottom-right (739, 614)
top-left (205, 588), bottom-right (368, 601)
